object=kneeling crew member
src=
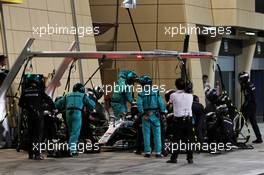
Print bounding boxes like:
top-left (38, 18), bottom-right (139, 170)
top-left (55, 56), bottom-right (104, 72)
top-left (167, 78), bottom-right (194, 164)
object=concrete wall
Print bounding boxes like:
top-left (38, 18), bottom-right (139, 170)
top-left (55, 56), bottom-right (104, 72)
top-left (90, 0), bottom-right (202, 97)
top-left (2, 0), bottom-right (101, 97)
top-left (90, 0), bottom-right (263, 103)
top-left (212, 0), bottom-right (264, 30)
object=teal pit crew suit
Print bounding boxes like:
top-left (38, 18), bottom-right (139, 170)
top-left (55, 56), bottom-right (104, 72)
top-left (55, 83), bottom-right (96, 155)
top-left (137, 75), bottom-right (166, 156)
top-left (111, 70), bottom-right (137, 119)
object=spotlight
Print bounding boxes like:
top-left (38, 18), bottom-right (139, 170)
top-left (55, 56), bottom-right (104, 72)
top-left (245, 32), bottom-right (256, 36)
top-left (224, 39), bottom-right (228, 53)
top-left (121, 0), bottom-right (137, 9)
top-left (257, 43), bottom-right (261, 55)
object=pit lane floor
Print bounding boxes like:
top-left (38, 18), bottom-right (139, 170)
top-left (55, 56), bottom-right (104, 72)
top-left (1, 124), bottom-right (264, 175)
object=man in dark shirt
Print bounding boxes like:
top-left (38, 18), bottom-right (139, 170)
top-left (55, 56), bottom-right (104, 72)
top-left (238, 72), bottom-right (262, 144)
top-left (192, 95), bottom-right (206, 143)
top-left (19, 74), bottom-right (55, 160)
